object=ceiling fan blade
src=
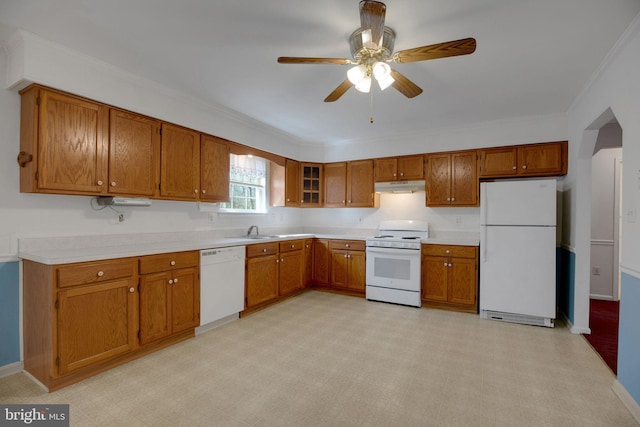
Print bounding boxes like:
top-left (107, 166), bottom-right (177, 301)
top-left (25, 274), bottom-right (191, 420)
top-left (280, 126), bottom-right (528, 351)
top-left (393, 38), bottom-right (477, 63)
top-left (359, 0), bottom-right (386, 49)
top-left (324, 79), bottom-right (353, 102)
top-left (390, 70), bottom-right (423, 98)
top-left (278, 57), bottom-right (352, 65)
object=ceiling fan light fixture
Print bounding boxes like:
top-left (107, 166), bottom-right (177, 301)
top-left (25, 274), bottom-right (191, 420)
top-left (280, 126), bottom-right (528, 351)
top-left (355, 75), bottom-right (372, 93)
top-left (347, 65), bottom-right (367, 85)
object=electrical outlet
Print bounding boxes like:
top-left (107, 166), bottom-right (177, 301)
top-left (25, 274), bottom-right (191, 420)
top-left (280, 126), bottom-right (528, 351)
top-left (626, 208), bottom-right (636, 223)
top-left (455, 217), bottom-right (462, 225)
top-left (592, 266), bottom-right (600, 276)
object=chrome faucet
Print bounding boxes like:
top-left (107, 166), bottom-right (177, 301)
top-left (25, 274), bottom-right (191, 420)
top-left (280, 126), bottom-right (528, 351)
top-left (247, 225), bottom-right (259, 236)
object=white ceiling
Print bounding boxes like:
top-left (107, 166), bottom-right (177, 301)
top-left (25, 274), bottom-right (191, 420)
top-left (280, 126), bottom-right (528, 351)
top-left (1, 0), bottom-right (639, 146)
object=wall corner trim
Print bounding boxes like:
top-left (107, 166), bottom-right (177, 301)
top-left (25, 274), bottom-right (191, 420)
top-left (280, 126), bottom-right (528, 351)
top-left (613, 380), bottom-right (640, 424)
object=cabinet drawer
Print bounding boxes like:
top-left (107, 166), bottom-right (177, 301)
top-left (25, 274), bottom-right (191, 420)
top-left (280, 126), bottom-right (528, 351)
top-left (329, 240), bottom-right (365, 251)
top-left (421, 245), bottom-right (477, 258)
top-left (246, 242), bottom-right (279, 258)
top-left (139, 251), bottom-right (199, 274)
top-left (57, 258), bottom-right (135, 288)
top-left (279, 239), bottom-right (304, 253)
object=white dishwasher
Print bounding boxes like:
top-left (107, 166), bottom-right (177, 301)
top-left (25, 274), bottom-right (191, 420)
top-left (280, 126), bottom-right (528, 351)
top-left (197, 246), bottom-right (245, 332)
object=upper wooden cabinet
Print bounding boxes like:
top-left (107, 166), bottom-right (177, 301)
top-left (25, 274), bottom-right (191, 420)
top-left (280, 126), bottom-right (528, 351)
top-left (426, 151), bottom-right (478, 207)
top-left (374, 155), bottom-right (424, 182)
top-left (108, 109), bottom-right (160, 197)
top-left (347, 159), bottom-right (376, 207)
top-left (479, 141), bottom-right (568, 178)
top-left (200, 134), bottom-right (230, 202)
top-left (324, 162), bottom-right (348, 207)
top-left (160, 123), bottom-right (201, 201)
top-left (285, 159), bottom-right (300, 207)
top-left (19, 85), bottom-right (109, 195)
top-left (301, 163), bottom-right (323, 207)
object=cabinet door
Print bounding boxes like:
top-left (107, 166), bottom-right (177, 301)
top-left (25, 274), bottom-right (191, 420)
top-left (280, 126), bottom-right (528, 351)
top-left (171, 267), bottom-right (200, 333)
top-left (57, 279), bottom-right (137, 375)
top-left (425, 153), bottom-right (451, 206)
top-left (347, 159), bottom-right (374, 207)
top-left (448, 257), bottom-right (477, 307)
top-left (139, 272), bottom-right (171, 345)
top-left (331, 250), bottom-right (349, 288)
top-left (451, 151), bottom-right (478, 206)
top-left (160, 123), bottom-right (200, 200)
top-left (279, 250), bottom-right (303, 295)
top-left (324, 162), bottom-right (347, 207)
top-left (479, 147), bottom-right (517, 177)
top-left (313, 239), bottom-right (331, 285)
top-left (109, 109), bottom-right (160, 196)
top-left (347, 251), bottom-right (366, 291)
top-left (518, 142), bottom-right (565, 176)
top-left (285, 159), bottom-right (300, 206)
top-left (421, 256), bottom-right (448, 302)
top-left (374, 158), bottom-right (398, 182)
top-left (304, 240), bottom-right (314, 287)
top-left (301, 163), bottom-right (323, 206)
top-left (398, 155), bottom-right (424, 180)
top-left (200, 134), bottom-right (230, 202)
top-left (37, 89), bottom-right (108, 194)
top-left (246, 255), bottom-right (279, 307)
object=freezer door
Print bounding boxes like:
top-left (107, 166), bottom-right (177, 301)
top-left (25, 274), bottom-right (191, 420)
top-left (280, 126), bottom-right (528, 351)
top-left (480, 179), bottom-right (556, 226)
top-left (480, 225), bottom-right (556, 319)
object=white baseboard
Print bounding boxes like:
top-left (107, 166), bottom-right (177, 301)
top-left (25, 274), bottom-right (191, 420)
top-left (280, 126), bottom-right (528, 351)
top-left (558, 311), bottom-right (591, 334)
top-left (613, 380), bottom-right (640, 424)
top-left (0, 361), bottom-right (23, 378)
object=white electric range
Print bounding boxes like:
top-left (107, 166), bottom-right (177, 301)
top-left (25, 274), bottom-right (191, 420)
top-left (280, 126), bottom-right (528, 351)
top-left (365, 220), bottom-right (428, 307)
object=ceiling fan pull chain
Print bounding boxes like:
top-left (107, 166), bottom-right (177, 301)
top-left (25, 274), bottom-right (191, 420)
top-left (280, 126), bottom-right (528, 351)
top-left (370, 90), bottom-right (374, 124)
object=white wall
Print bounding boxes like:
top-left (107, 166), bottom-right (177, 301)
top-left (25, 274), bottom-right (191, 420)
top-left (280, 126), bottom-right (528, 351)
top-left (566, 13), bottom-right (640, 331)
top-left (0, 27), bottom-right (570, 257)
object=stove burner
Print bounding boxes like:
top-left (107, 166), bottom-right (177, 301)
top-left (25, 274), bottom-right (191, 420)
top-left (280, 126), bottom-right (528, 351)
top-left (402, 237), bottom-right (420, 240)
top-left (375, 235), bottom-right (394, 239)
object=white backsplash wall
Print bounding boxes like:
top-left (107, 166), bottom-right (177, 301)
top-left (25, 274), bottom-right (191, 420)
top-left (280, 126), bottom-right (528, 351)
top-left (301, 192), bottom-right (480, 235)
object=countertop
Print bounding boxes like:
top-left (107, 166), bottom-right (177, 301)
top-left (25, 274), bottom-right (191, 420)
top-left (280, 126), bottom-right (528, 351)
top-left (18, 231), bottom-right (479, 265)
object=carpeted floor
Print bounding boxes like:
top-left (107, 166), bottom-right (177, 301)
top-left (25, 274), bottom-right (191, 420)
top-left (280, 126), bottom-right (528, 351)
top-left (585, 299), bottom-right (620, 374)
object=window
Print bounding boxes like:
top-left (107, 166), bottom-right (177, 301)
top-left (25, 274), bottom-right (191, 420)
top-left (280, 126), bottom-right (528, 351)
top-left (219, 154), bottom-right (267, 213)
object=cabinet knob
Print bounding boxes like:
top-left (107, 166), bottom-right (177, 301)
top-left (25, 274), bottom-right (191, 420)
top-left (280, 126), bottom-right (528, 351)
top-left (290, 244), bottom-right (295, 248)
top-left (111, 181), bottom-right (117, 187)
top-left (522, 165), bottom-right (527, 169)
top-left (281, 258), bottom-right (284, 263)
top-left (342, 200), bottom-right (346, 204)
top-left (443, 262), bottom-right (448, 266)
top-left (194, 189), bottom-right (199, 193)
top-left (447, 198), bottom-right (451, 201)
top-left (445, 250), bottom-right (450, 254)
top-left (97, 180), bottom-right (103, 186)
top-left (97, 271), bottom-right (104, 277)
top-left (276, 259), bottom-right (280, 263)
top-left (168, 279), bottom-right (174, 285)
top-left (399, 172), bottom-right (404, 177)
top-left (448, 263), bottom-right (453, 267)
top-left (170, 260), bottom-right (176, 266)
top-left (346, 244), bottom-right (350, 248)
top-left (202, 189), bottom-right (206, 194)
top-left (394, 173), bottom-right (397, 177)
top-left (129, 287), bottom-right (135, 293)
top-left (263, 248), bottom-right (267, 253)
top-left (348, 200), bottom-right (352, 204)
top-left (287, 198), bottom-right (290, 202)
top-left (344, 254), bottom-right (348, 258)
top-left (512, 166), bottom-right (517, 170)
top-left (173, 278), bottom-right (178, 283)
top-left (451, 198), bottom-right (455, 202)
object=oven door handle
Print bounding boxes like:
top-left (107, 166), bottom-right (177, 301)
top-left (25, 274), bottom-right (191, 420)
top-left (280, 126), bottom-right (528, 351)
top-left (366, 246), bottom-right (421, 255)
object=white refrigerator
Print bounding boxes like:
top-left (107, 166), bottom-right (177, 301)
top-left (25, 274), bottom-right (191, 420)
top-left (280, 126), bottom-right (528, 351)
top-left (479, 179), bottom-right (557, 327)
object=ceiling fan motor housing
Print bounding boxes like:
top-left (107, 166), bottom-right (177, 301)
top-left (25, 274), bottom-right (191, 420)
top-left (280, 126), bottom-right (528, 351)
top-left (349, 26), bottom-right (396, 64)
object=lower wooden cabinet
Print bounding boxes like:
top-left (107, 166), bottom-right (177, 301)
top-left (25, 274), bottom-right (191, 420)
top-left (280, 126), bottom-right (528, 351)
top-left (138, 251), bottom-right (200, 345)
top-left (421, 245), bottom-right (479, 313)
top-left (329, 240), bottom-right (366, 293)
top-left (22, 252), bottom-right (199, 391)
top-left (244, 240), bottom-right (305, 312)
top-left (312, 238), bottom-right (331, 286)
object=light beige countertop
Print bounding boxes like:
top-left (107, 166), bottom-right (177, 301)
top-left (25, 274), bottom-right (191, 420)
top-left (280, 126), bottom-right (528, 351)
top-left (18, 230), bottom-right (478, 265)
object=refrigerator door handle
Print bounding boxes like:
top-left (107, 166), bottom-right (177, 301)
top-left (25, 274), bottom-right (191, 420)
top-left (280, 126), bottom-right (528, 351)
top-left (481, 226), bottom-right (487, 262)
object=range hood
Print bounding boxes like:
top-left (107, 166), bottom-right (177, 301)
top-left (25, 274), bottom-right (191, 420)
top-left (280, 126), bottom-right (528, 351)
top-left (374, 180), bottom-right (426, 194)
top-left (96, 196), bottom-right (152, 206)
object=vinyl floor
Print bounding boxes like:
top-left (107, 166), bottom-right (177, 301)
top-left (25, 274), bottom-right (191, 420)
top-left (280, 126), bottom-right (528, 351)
top-left (0, 291), bottom-right (637, 426)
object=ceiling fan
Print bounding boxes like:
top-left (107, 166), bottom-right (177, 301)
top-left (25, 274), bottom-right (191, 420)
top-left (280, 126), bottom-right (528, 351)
top-left (277, 0), bottom-right (476, 103)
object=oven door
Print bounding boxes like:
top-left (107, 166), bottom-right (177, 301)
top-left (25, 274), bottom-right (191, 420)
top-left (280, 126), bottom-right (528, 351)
top-left (365, 246), bottom-right (421, 292)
